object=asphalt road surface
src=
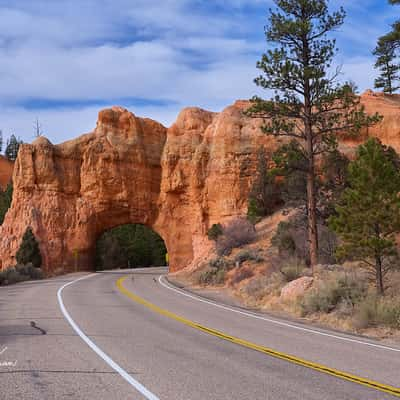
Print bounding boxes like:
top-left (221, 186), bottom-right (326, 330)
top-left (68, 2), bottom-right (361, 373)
top-left (1, 267), bottom-right (399, 399)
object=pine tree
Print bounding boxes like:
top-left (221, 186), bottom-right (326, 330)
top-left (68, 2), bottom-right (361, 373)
top-left (329, 139), bottom-right (400, 295)
top-left (5, 134), bottom-right (22, 161)
top-left (374, 39), bottom-right (400, 94)
top-left (247, 148), bottom-right (284, 222)
top-left (16, 227), bottom-right (42, 268)
top-left (0, 183), bottom-right (12, 225)
top-left (0, 130), bottom-right (3, 153)
top-left (375, 1), bottom-right (400, 58)
top-left (246, 0), bottom-right (381, 270)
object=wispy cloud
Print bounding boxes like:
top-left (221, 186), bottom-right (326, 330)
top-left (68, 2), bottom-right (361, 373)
top-left (0, 0), bottom-right (394, 144)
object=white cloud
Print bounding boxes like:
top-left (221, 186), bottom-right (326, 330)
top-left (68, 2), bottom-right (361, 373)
top-left (0, 0), bottom-right (393, 145)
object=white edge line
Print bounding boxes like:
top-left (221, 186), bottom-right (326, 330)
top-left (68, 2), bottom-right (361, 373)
top-left (57, 274), bottom-right (160, 400)
top-left (159, 275), bottom-right (400, 353)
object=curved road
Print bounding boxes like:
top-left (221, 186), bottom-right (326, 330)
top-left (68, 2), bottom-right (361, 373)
top-left (0, 267), bottom-right (399, 399)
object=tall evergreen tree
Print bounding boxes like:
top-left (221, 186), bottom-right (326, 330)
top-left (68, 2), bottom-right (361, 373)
top-left (375, 1), bottom-right (400, 62)
top-left (5, 134), bottom-right (22, 161)
top-left (0, 130), bottom-right (3, 153)
top-left (16, 227), bottom-right (42, 268)
top-left (246, 0), bottom-right (380, 270)
top-left (374, 39), bottom-right (400, 94)
top-left (329, 139), bottom-right (400, 295)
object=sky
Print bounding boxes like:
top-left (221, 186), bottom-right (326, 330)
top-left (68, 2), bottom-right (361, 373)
top-left (0, 0), bottom-right (396, 145)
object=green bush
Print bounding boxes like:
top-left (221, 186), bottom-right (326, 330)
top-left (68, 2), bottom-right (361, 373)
top-left (354, 296), bottom-right (400, 329)
top-left (0, 263), bottom-right (44, 286)
top-left (95, 224), bottom-right (167, 270)
top-left (198, 257), bottom-right (230, 286)
top-left (302, 272), bottom-right (367, 315)
top-left (247, 148), bottom-right (284, 222)
top-left (16, 227), bottom-right (42, 268)
top-left (280, 258), bottom-right (307, 282)
top-left (199, 268), bottom-right (226, 286)
top-left (244, 272), bottom-right (286, 299)
top-left (247, 198), bottom-right (262, 224)
top-left (209, 257), bottom-right (232, 270)
top-left (15, 263), bottom-right (32, 276)
top-left (207, 223), bottom-right (223, 241)
top-left (272, 222), bottom-right (296, 256)
top-left (0, 183), bottom-right (12, 225)
top-left (1, 268), bottom-right (28, 285)
top-left (272, 215), bottom-right (338, 265)
top-left (0, 269), bottom-right (7, 285)
top-left (234, 249), bottom-right (264, 265)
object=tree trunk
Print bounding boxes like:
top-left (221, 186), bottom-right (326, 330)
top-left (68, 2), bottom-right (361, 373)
top-left (375, 255), bottom-right (385, 295)
top-left (302, 32), bottom-right (319, 272)
top-left (306, 136), bottom-right (319, 270)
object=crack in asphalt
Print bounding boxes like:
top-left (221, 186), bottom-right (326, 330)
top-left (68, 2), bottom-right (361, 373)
top-left (30, 321), bottom-right (46, 335)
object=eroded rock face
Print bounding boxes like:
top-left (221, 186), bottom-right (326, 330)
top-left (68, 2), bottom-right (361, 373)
top-left (0, 155), bottom-right (13, 190)
top-left (0, 92), bottom-right (399, 274)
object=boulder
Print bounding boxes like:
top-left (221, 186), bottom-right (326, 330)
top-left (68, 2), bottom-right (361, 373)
top-left (280, 276), bottom-right (314, 302)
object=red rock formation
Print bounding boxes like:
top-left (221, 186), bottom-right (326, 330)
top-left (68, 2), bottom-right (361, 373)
top-left (0, 92), bottom-right (399, 275)
top-left (0, 155), bottom-right (13, 190)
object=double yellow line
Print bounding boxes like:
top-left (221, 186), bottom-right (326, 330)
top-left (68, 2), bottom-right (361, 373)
top-left (116, 276), bottom-right (400, 398)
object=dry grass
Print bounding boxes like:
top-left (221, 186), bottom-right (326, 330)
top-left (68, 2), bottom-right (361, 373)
top-left (173, 210), bottom-right (400, 340)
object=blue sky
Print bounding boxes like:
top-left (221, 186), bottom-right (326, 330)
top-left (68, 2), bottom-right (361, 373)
top-left (0, 0), bottom-right (396, 144)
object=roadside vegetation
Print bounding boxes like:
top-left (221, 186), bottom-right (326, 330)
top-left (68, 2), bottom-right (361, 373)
top-left (0, 183), bottom-right (12, 225)
top-left (0, 227), bottom-right (43, 285)
top-left (95, 224), bottom-right (167, 270)
top-left (182, 0), bottom-right (400, 338)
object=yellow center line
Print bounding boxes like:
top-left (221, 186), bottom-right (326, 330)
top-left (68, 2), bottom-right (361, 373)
top-left (116, 276), bottom-right (400, 398)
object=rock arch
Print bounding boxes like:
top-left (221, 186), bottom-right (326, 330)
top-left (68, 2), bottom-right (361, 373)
top-left (0, 103), bottom-right (271, 275)
top-left (0, 91), bottom-right (395, 275)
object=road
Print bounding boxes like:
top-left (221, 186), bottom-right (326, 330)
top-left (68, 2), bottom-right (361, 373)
top-left (0, 267), bottom-right (399, 399)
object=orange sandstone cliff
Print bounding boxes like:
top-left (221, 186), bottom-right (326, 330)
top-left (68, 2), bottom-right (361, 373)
top-left (0, 92), bottom-right (399, 275)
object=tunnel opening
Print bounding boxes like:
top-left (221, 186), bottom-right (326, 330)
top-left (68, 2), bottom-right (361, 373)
top-left (95, 224), bottom-right (167, 271)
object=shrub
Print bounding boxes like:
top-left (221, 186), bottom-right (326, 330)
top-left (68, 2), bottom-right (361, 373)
top-left (301, 271), bottom-right (367, 315)
top-left (272, 222), bottom-right (296, 256)
top-left (0, 268), bottom-right (28, 285)
top-left (16, 227), bottom-right (42, 268)
top-left (0, 262), bottom-right (44, 286)
top-left (230, 267), bottom-right (254, 285)
top-left (272, 214), bottom-right (338, 266)
top-left (0, 183), bottom-right (12, 225)
top-left (244, 272), bottom-right (286, 299)
top-left (280, 258), bottom-right (307, 282)
top-left (209, 257), bottom-right (232, 270)
top-left (216, 218), bottom-right (256, 256)
top-left (247, 148), bottom-right (284, 222)
top-left (0, 270), bottom-right (7, 285)
top-left (207, 223), bottom-right (223, 241)
top-left (234, 249), bottom-right (264, 265)
top-left (198, 257), bottom-right (230, 286)
top-left (7, 269), bottom-right (27, 284)
top-left (29, 267), bottom-right (44, 280)
top-left (199, 268), bottom-right (226, 286)
top-left (247, 198), bottom-right (262, 224)
top-left (354, 296), bottom-right (400, 329)
top-left (15, 263), bottom-right (32, 276)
